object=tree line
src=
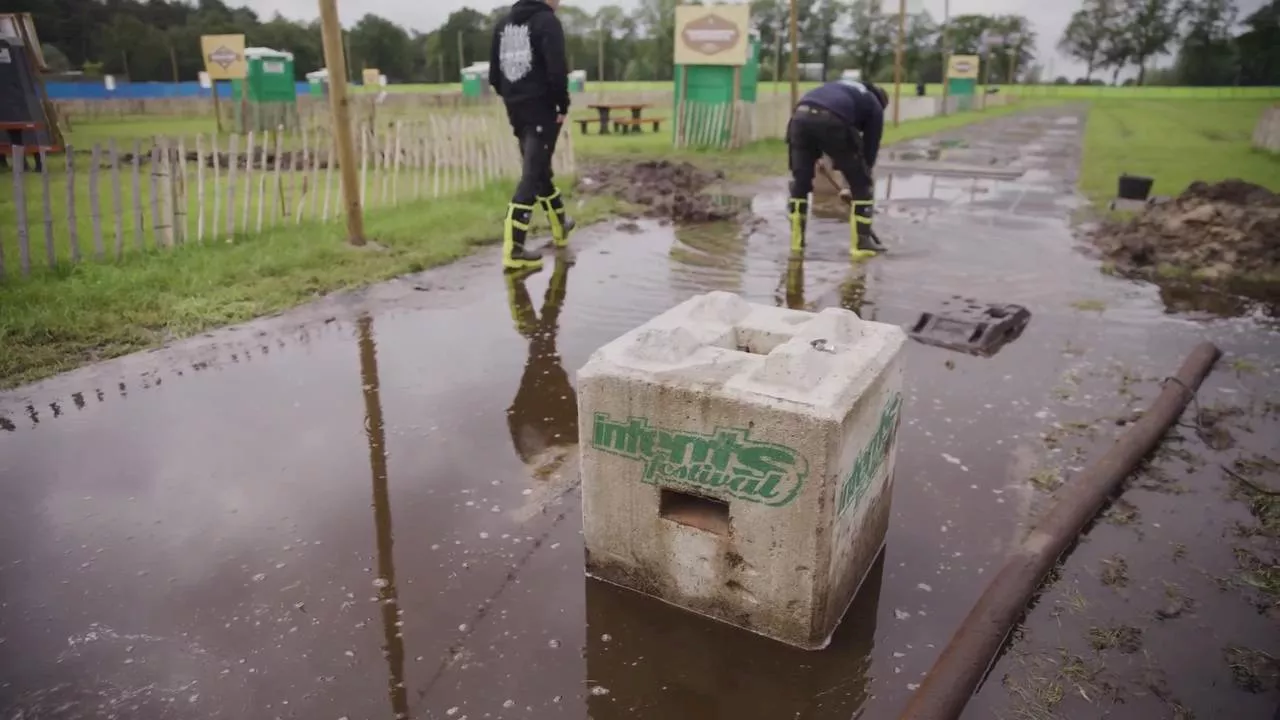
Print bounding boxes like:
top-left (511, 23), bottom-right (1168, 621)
top-left (1057, 0), bottom-right (1279, 86)
top-left (14, 0), bottom-right (1279, 87)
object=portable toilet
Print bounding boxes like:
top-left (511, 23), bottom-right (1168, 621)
top-left (232, 47), bottom-right (299, 132)
top-left (673, 31), bottom-right (761, 148)
top-left (569, 69), bottom-right (587, 94)
top-left (305, 68), bottom-right (328, 97)
top-left (461, 62), bottom-right (490, 98)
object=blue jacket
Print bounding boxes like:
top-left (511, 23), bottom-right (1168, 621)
top-left (800, 80), bottom-right (885, 168)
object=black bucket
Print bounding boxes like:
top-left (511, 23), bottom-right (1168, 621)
top-left (1118, 174), bottom-right (1154, 201)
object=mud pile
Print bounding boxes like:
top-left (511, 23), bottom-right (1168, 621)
top-left (576, 161), bottom-right (733, 223)
top-left (1093, 180), bottom-right (1280, 281)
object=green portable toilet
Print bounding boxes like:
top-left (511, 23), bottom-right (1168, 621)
top-left (461, 63), bottom-right (490, 98)
top-left (232, 47), bottom-right (299, 132)
top-left (569, 70), bottom-right (587, 94)
top-left (673, 33), bottom-right (761, 147)
top-left (945, 55), bottom-right (980, 112)
top-left (306, 68), bottom-right (328, 97)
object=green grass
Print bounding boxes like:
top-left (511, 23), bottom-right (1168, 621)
top-left (0, 181), bottom-right (619, 387)
top-left (1, 96), bottom-right (1041, 388)
top-left (1080, 98), bottom-right (1280, 201)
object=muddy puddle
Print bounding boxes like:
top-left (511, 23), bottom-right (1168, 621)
top-left (2, 107), bottom-right (1277, 720)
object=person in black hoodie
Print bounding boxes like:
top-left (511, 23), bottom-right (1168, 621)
top-left (490, 0), bottom-right (574, 273)
top-left (786, 79), bottom-right (890, 260)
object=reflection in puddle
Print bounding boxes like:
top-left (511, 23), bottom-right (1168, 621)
top-left (355, 315), bottom-right (409, 720)
top-left (585, 553), bottom-right (884, 720)
top-left (504, 255), bottom-right (580, 470)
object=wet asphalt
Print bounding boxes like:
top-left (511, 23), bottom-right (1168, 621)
top-left (2, 105), bottom-right (1278, 720)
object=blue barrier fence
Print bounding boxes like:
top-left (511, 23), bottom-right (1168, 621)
top-left (45, 80), bottom-right (316, 100)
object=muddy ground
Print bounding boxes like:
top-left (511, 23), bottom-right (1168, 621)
top-left (576, 160), bottom-right (739, 223)
top-left (1092, 180), bottom-right (1280, 285)
top-left (1, 106), bottom-right (1278, 720)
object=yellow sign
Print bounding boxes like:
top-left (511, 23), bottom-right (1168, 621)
top-left (200, 34), bottom-right (246, 80)
top-left (362, 68), bottom-right (381, 86)
top-left (947, 55), bottom-right (980, 80)
top-left (674, 5), bottom-right (750, 67)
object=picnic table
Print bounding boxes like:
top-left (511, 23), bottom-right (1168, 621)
top-left (578, 103), bottom-right (665, 135)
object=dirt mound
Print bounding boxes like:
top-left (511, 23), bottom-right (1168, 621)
top-left (1093, 180), bottom-right (1280, 281)
top-left (576, 160), bottom-right (733, 223)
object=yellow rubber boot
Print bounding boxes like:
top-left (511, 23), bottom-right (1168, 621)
top-left (537, 188), bottom-right (575, 248)
top-left (503, 203), bottom-right (543, 272)
top-left (850, 200), bottom-right (884, 261)
top-left (788, 198), bottom-right (809, 254)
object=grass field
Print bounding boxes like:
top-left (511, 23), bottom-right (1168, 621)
top-left (1080, 98), bottom-right (1280, 200)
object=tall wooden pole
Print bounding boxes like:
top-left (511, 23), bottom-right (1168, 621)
top-left (169, 44), bottom-right (179, 84)
top-left (597, 20), bottom-right (605, 100)
top-left (457, 31), bottom-right (465, 78)
top-left (788, 0), bottom-right (799, 108)
top-left (892, 0), bottom-right (906, 126)
top-left (940, 0), bottom-right (951, 115)
top-left (318, 0), bottom-right (366, 246)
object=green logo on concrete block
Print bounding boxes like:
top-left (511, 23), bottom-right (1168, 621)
top-left (591, 414), bottom-right (809, 508)
top-left (837, 393), bottom-right (903, 517)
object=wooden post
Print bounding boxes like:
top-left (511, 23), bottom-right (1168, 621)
top-left (175, 137), bottom-right (188, 244)
top-left (676, 67), bottom-right (688, 148)
top-left (169, 44), bottom-right (179, 84)
top-left (110, 139), bottom-right (124, 258)
top-left (730, 66), bottom-right (742, 147)
top-left (65, 147), bottom-right (81, 262)
top-left (788, 0), bottom-right (799, 109)
top-left (319, 0), bottom-right (367, 245)
top-left (11, 147), bottom-right (30, 275)
top-left (40, 150), bottom-right (54, 267)
top-left (940, 0), bottom-right (951, 115)
top-left (211, 81), bottom-right (224, 133)
top-left (90, 144), bottom-right (104, 259)
top-left (196, 134), bottom-right (206, 242)
top-left (225, 133), bottom-right (238, 239)
top-left (242, 130), bottom-right (255, 232)
top-left (131, 141), bottom-right (144, 250)
top-left (893, 0), bottom-right (906, 127)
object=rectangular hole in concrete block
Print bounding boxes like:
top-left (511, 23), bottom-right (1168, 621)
top-left (731, 327), bottom-right (790, 355)
top-left (660, 489), bottom-right (730, 535)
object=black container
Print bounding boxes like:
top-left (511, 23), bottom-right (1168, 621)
top-left (1118, 173), bottom-right (1154, 201)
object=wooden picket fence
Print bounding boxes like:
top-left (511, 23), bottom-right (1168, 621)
top-left (1, 115), bottom-right (575, 280)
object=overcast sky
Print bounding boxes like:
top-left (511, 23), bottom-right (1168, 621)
top-left (244, 0), bottom-right (1267, 80)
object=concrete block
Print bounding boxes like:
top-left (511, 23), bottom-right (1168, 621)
top-left (577, 291), bottom-right (907, 650)
top-left (1253, 106), bottom-right (1280, 154)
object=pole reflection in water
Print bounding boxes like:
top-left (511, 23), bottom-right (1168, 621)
top-left (356, 315), bottom-right (409, 720)
top-left (504, 255), bottom-right (579, 469)
top-left (585, 552), bottom-right (886, 720)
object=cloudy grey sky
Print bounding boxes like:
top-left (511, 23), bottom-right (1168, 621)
top-left (244, 0), bottom-right (1267, 80)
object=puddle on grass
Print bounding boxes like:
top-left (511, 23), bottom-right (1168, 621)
top-left (1, 106), bottom-right (1277, 720)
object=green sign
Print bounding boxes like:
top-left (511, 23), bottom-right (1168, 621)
top-left (591, 413), bottom-right (810, 507)
top-left (837, 393), bottom-right (903, 517)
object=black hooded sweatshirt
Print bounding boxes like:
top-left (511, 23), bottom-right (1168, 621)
top-left (489, 0), bottom-right (570, 126)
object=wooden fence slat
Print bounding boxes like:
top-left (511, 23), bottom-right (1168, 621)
top-left (89, 144), bottom-right (104, 259)
top-left (11, 148), bottom-right (30, 275)
top-left (175, 137), bottom-right (188, 244)
top-left (65, 146), bottom-right (81, 262)
top-left (321, 133), bottom-right (334, 221)
top-left (413, 125), bottom-right (424, 201)
top-left (391, 121), bottom-right (403, 206)
top-left (256, 155), bottom-right (267, 233)
top-left (149, 144), bottom-right (162, 247)
top-left (242, 131), bottom-right (255, 233)
top-left (195, 134), bottom-right (205, 243)
top-left (430, 116), bottom-right (442, 198)
top-left (296, 125), bottom-right (309, 223)
top-left (308, 126), bottom-right (321, 220)
top-left (225, 134), bottom-right (239, 239)
top-left (211, 134), bottom-right (222, 241)
top-left (110, 139), bottom-right (124, 258)
top-left (40, 150), bottom-right (55, 268)
top-left (273, 126), bottom-right (286, 224)
top-left (131, 141), bottom-right (144, 251)
top-left (360, 124), bottom-right (369, 208)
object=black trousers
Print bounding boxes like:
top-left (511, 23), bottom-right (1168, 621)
top-left (787, 106), bottom-right (872, 203)
top-left (511, 119), bottom-right (561, 207)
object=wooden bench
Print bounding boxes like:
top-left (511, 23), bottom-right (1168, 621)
top-left (576, 117), bottom-right (603, 134)
top-left (611, 117), bottom-right (666, 134)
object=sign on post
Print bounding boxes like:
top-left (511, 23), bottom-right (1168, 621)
top-left (947, 55), bottom-right (981, 80)
top-left (200, 34), bottom-right (247, 79)
top-left (361, 68), bottom-right (380, 86)
top-left (673, 5), bottom-right (750, 66)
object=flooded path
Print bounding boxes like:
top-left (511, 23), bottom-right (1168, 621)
top-left (2, 106), bottom-right (1277, 719)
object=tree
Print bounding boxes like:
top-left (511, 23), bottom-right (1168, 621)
top-left (1175, 0), bottom-right (1238, 86)
top-left (1058, 1), bottom-right (1109, 81)
top-left (843, 0), bottom-right (893, 80)
top-left (1124, 0), bottom-right (1183, 84)
top-left (1235, 0), bottom-right (1280, 85)
top-left (41, 44), bottom-right (74, 73)
top-left (348, 14), bottom-right (413, 81)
